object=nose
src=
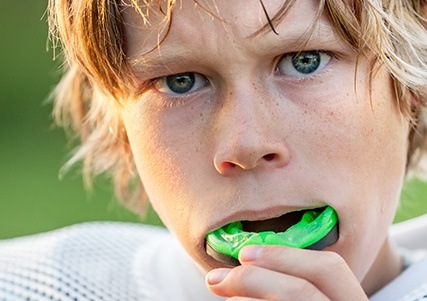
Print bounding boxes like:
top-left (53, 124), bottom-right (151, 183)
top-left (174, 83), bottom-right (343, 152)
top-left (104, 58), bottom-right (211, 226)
top-left (214, 140), bottom-right (290, 175)
top-left (213, 91), bottom-right (290, 176)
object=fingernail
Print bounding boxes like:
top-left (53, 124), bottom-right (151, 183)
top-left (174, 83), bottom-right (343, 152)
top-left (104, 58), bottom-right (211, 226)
top-left (206, 268), bottom-right (231, 285)
top-left (239, 245), bottom-right (264, 262)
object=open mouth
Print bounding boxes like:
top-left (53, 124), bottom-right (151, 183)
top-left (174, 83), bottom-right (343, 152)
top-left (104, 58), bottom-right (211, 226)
top-left (241, 209), bottom-right (311, 233)
top-left (205, 206), bottom-right (339, 266)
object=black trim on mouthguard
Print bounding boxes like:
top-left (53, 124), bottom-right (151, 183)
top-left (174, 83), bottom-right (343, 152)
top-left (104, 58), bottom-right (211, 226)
top-left (206, 224), bottom-right (339, 266)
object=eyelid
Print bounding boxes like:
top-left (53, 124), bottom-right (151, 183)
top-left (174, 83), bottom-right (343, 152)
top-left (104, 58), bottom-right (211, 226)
top-left (279, 50), bottom-right (338, 61)
top-left (152, 72), bottom-right (209, 97)
top-left (275, 50), bottom-right (337, 80)
top-left (131, 72), bottom-right (205, 96)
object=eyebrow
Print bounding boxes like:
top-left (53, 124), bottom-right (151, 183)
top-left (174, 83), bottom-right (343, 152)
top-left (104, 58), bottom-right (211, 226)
top-left (249, 21), bottom-right (339, 54)
top-left (129, 51), bottom-right (194, 79)
top-left (130, 21), bottom-right (339, 79)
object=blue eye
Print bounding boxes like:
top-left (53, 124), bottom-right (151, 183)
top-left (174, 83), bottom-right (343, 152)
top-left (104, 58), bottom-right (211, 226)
top-left (154, 72), bottom-right (208, 95)
top-left (277, 51), bottom-right (332, 78)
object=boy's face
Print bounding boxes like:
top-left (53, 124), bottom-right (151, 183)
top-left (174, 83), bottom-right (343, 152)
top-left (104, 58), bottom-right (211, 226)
top-left (121, 0), bottom-right (409, 280)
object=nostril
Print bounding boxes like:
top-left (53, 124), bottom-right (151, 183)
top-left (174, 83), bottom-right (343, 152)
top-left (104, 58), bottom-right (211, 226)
top-left (214, 147), bottom-right (289, 175)
top-left (263, 153), bottom-right (276, 161)
top-left (220, 161), bottom-right (237, 169)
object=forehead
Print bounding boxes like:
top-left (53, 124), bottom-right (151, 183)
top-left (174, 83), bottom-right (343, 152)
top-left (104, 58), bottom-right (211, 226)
top-left (122, 0), bottom-right (335, 59)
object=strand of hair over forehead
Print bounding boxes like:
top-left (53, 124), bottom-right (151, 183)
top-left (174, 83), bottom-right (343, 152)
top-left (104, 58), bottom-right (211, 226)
top-left (123, 0), bottom-right (288, 34)
top-left (122, 0), bottom-right (175, 25)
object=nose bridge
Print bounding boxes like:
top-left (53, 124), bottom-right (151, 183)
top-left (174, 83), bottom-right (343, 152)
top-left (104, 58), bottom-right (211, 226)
top-left (213, 81), bottom-right (290, 174)
top-left (216, 79), bottom-right (273, 146)
top-left (224, 83), bottom-right (266, 135)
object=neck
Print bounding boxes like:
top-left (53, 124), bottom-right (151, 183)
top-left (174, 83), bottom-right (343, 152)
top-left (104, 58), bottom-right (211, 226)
top-left (361, 237), bottom-right (402, 296)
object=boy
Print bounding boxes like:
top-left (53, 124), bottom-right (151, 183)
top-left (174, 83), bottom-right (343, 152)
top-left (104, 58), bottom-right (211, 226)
top-left (1, 0), bottom-right (427, 300)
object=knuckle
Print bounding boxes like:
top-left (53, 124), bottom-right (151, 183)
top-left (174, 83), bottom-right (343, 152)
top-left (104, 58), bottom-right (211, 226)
top-left (318, 251), bottom-right (347, 269)
top-left (220, 266), bottom-right (265, 298)
top-left (320, 251), bottom-right (347, 269)
top-left (291, 278), bottom-right (319, 299)
top-left (228, 265), bottom-right (257, 284)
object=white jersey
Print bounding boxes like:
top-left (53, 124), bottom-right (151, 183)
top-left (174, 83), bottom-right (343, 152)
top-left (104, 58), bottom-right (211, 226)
top-left (370, 214), bottom-right (427, 301)
top-left (1, 215), bottom-right (427, 301)
top-left (0, 222), bottom-right (221, 301)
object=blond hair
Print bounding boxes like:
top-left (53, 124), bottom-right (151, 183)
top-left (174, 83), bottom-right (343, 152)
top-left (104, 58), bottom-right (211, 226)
top-left (48, 0), bottom-right (427, 214)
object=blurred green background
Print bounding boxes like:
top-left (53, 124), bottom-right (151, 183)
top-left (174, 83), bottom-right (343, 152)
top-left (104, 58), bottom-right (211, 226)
top-left (1, 2), bottom-right (427, 240)
top-left (0, 1), bottom-right (162, 239)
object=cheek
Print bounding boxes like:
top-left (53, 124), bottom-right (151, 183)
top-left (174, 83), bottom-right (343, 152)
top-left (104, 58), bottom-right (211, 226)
top-left (301, 69), bottom-right (408, 192)
top-left (121, 101), bottom-right (210, 233)
top-left (307, 75), bottom-right (409, 278)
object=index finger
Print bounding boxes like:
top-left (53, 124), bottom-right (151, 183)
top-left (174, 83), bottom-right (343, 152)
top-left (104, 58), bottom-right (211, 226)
top-left (238, 245), bottom-right (368, 301)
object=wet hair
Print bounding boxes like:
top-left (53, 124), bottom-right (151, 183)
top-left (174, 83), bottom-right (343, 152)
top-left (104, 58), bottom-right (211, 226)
top-left (48, 0), bottom-right (427, 213)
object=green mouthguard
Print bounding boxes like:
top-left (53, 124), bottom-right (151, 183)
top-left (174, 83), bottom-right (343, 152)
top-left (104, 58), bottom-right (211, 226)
top-left (206, 206), bottom-right (338, 262)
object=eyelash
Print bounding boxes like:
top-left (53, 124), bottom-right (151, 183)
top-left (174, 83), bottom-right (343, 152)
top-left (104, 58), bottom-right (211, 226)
top-left (138, 78), bottom-right (206, 108)
top-left (274, 50), bottom-right (337, 84)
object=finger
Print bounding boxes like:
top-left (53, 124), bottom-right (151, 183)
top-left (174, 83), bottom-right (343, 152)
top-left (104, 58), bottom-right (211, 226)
top-left (206, 265), bottom-right (330, 301)
top-left (238, 246), bottom-right (367, 301)
top-left (226, 297), bottom-right (265, 301)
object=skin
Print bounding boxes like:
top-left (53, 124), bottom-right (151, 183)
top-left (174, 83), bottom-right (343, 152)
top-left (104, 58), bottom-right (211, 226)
top-left (120, 0), bottom-right (410, 299)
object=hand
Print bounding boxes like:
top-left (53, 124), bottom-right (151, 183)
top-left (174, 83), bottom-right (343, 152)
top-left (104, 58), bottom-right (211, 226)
top-left (205, 245), bottom-right (368, 301)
